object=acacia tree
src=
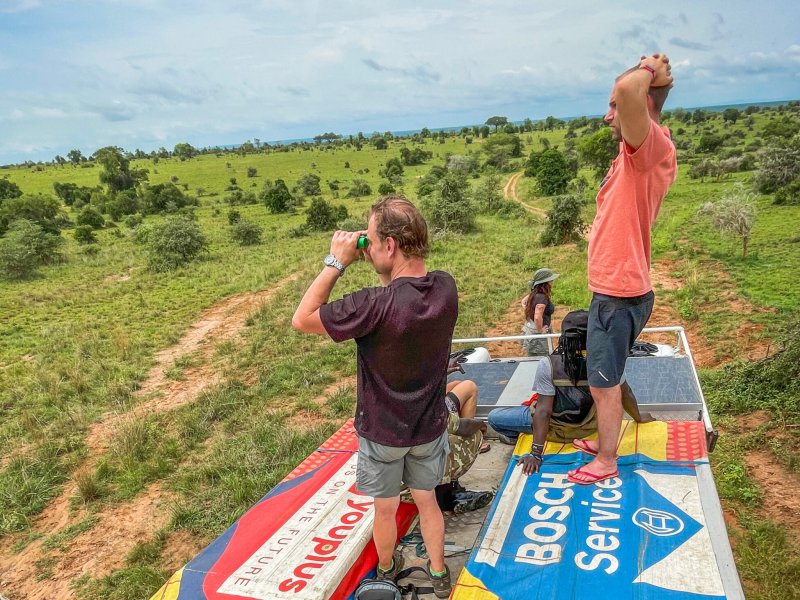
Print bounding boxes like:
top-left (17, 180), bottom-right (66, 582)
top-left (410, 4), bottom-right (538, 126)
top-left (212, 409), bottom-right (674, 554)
top-left (485, 116), bottom-right (508, 132)
top-left (699, 184), bottom-right (757, 257)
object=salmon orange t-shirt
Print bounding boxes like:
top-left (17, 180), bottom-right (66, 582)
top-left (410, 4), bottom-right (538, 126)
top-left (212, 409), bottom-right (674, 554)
top-left (588, 119), bottom-right (677, 297)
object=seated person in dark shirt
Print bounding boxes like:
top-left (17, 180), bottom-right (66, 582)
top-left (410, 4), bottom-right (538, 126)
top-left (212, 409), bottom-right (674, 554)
top-left (486, 310), bottom-right (653, 476)
top-left (292, 196), bottom-right (456, 596)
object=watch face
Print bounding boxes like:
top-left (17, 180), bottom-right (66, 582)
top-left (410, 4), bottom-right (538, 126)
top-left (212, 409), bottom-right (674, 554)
top-left (324, 255), bottom-right (335, 266)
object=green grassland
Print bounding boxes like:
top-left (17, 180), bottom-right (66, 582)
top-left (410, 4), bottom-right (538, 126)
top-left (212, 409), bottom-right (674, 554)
top-left (1, 105), bottom-right (799, 598)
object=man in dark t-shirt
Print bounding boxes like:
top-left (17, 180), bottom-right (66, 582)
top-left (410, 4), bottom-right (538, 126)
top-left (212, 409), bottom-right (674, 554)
top-left (292, 196), bottom-right (457, 596)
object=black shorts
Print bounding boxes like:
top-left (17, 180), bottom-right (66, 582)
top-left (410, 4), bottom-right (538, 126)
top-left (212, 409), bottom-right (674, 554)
top-left (586, 291), bottom-right (654, 388)
top-left (444, 391), bottom-right (461, 413)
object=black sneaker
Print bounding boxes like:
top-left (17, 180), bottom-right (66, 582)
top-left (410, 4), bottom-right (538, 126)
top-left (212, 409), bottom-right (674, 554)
top-left (376, 549), bottom-right (404, 581)
top-left (453, 490), bottom-right (494, 514)
top-left (427, 560), bottom-right (452, 598)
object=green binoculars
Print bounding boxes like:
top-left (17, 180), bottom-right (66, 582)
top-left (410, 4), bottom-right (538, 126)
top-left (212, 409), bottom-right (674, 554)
top-left (357, 235), bottom-right (369, 249)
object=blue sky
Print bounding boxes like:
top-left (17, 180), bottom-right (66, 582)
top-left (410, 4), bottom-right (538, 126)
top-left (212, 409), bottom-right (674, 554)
top-left (1, 0), bottom-right (798, 164)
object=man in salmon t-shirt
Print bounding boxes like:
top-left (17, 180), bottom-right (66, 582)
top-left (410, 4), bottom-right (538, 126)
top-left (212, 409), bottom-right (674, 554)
top-left (568, 53), bottom-right (677, 485)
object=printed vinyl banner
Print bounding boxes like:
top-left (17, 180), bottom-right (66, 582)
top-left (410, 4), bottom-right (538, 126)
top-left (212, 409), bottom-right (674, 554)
top-left (151, 419), bottom-right (418, 600)
top-left (454, 421), bottom-right (730, 600)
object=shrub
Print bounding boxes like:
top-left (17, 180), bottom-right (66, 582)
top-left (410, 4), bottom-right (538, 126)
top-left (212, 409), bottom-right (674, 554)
top-left (52, 182), bottom-right (92, 206)
top-left (0, 193), bottom-right (66, 236)
top-left (706, 317), bottom-right (800, 418)
top-left (0, 178), bottom-right (23, 201)
top-left (225, 190), bottom-right (257, 205)
top-left (247, 167), bottom-right (258, 178)
top-left (755, 140), bottom-right (800, 193)
top-left (227, 209), bottom-right (241, 224)
top-left (261, 179), bottom-right (295, 213)
top-left (540, 194), bottom-right (587, 246)
top-left (0, 219), bottom-right (64, 279)
top-left (106, 190), bottom-right (140, 221)
top-left (400, 146), bottom-right (433, 166)
top-left (423, 171), bottom-right (475, 233)
top-left (379, 158), bottom-right (404, 179)
top-left (76, 206), bottom-right (105, 229)
top-left (534, 149), bottom-right (573, 195)
top-left (74, 225), bottom-right (98, 244)
top-left (123, 213), bottom-right (144, 229)
top-left (144, 216), bottom-right (208, 272)
top-left (377, 182), bottom-right (395, 195)
top-left (295, 173), bottom-right (322, 196)
top-left (474, 173), bottom-right (503, 214)
top-left (337, 216), bottom-right (368, 231)
top-left (306, 198), bottom-right (347, 231)
top-left (230, 219), bottom-right (263, 246)
top-left (346, 179), bottom-right (372, 198)
top-left (773, 178), bottom-right (800, 206)
top-left (139, 183), bottom-right (196, 215)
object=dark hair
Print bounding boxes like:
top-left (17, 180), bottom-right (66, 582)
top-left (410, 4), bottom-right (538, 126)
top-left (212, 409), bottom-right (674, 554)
top-left (370, 195), bottom-right (429, 258)
top-left (556, 310), bottom-right (589, 384)
top-left (524, 283), bottom-right (552, 321)
top-left (616, 66), bottom-right (671, 115)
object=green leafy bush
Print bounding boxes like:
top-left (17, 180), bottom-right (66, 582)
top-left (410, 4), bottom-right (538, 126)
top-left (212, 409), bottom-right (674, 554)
top-left (346, 179), bottom-right (371, 198)
top-left (144, 216), bottom-right (208, 272)
top-left (306, 198), bottom-right (348, 231)
top-left (773, 178), bottom-right (800, 206)
top-left (261, 179), bottom-right (296, 213)
top-left (76, 206), bottom-right (105, 229)
top-left (0, 193), bottom-right (66, 235)
top-left (74, 225), bottom-right (98, 245)
top-left (230, 219), bottom-right (263, 246)
top-left (540, 194), bottom-right (587, 246)
top-left (423, 171), bottom-right (476, 233)
top-left (0, 219), bottom-right (64, 279)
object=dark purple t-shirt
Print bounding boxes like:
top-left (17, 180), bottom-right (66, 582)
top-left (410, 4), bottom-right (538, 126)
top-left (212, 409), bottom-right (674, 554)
top-left (319, 271), bottom-right (458, 447)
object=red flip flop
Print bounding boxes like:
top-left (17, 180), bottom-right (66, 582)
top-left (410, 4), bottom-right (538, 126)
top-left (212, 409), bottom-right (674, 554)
top-left (572, 439), bottom-right (598, 456)
top-left (567, 466), bottom-right (619, 485)
top-left (479, 441), bottom-right (491, 454)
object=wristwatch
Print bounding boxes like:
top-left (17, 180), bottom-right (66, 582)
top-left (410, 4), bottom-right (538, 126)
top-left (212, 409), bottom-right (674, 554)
top-left (323, 254), bottom-right (345, 276)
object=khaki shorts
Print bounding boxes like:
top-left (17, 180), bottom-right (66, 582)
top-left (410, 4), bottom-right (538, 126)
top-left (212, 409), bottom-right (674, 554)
top-left (357, 431), bottom-right (449, 498)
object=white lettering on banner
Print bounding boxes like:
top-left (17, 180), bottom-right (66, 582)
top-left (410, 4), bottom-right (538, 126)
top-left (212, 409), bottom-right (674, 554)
top-left (575, 477), bottom-right (622, 574)
top-left (515, 473), bottom-right (573, 566)
top-left (216, 456), bottom-right (375, 599)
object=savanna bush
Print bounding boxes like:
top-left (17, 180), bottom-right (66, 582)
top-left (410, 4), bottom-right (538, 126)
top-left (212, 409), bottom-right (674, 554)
top-left (0, 219), bottom-right (64, 279)
top-left (422, 171), bottom-right (476, 233)
top-left (76, 206), bottom-right (105, 229)
top-left (346, 179), bottom-right (371, 198)
top-left (0, 193), bottom-right (66, 236)
top-left (144, 216), bottom-right (208, 272)
top-left (337, 216), bottom-right (368, 231)
top-left (74, 225), bottom-right (97, 245)
top-left (540, 194), bottom-right (587, 246)
top-left (230, 219), bottom-right (263, 246)
top-left (754, 139), bottom-right (800, 193)
top-left (773, 178), bottom-right (800, 206)
top-left (306, 198), bottom-right (348, 231)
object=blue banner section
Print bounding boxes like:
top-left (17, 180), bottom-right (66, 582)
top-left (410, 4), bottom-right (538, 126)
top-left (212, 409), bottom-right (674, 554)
top-left (466, 453), bottom-right (726, 599)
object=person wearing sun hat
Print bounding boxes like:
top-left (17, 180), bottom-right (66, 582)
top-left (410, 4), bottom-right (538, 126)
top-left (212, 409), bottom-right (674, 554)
top-left (520, 267), bottom-right (560, 356)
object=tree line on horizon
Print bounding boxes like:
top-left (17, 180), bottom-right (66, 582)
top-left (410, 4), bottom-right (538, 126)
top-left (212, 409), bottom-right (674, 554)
top-left (0, 102), bottom-right (798, 280)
